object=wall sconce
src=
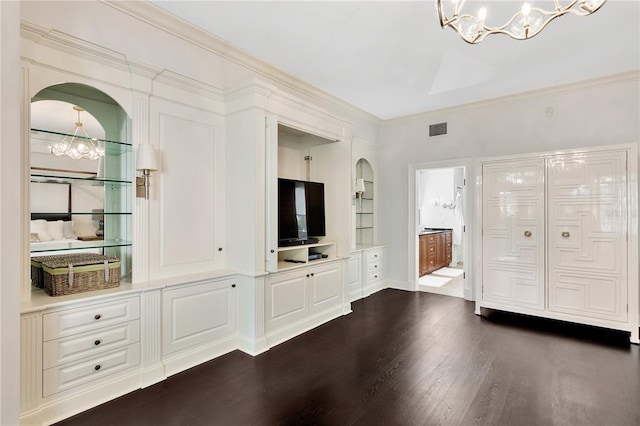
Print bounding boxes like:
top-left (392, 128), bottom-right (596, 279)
top-left (136, 144), bottom-right (158, 200)
top-left (355, 178), bottom-right (366, 208)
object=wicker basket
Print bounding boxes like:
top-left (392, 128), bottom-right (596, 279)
top-left (31, 253), bottom-right (112, 288)
top-left (39, 254), bottom-right (120, 296)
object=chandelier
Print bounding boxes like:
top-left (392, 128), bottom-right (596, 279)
top-left (436, 0), bottom-right (607, 44)
top-left (49, 106), bottom-right (105, 160)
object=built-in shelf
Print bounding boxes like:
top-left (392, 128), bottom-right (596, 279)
top-left (30, 239), bottom-right (132, 253)
top-left (29, 92), bottom-right (133, 284)
top-left (276, 242), bottom-right (336, 270)
top-left (30, 174), bottom-right (131, 186)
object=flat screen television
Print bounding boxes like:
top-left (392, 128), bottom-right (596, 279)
top-left (278, 178), bottom-right (326, 247)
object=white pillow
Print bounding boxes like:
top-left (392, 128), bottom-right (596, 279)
top-left (30, 220), bottom-right (52, 242)
top-left (62, 221), bottom-right (77, 239)
top-left (48, 220), bottom-right (65, 240)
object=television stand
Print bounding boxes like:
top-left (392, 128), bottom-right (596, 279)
top-left (276, 241), bottom-right (336, 270)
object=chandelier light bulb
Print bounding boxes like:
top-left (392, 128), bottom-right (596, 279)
top-left (522, 2), bottom-right (531, 17)
top-left (478, 6), bottom-right (487, 21)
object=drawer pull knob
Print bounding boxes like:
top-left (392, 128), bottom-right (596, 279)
top-left (310, 273), bottom-right (314, 277)
top-left (374, 265), bottom-right (377, 268)
top-left (306, 274), bottom-right (310, 278)
top-left (218, 247), bottom-right (223, 252)
top-left (232, 284), bottom-right (236, 288)
top-left (271, 249), bottom-right (275, 253)
top-left (562, 231), bottom-right (570, 238)
top-left (524, 230), bottom-right (532, 237)
top-left (94, 365), bottom-right (101, 371)
top-left (94, 314), bottom-right (102, 320)
top-left (94, 339), bottom-right (101, 346)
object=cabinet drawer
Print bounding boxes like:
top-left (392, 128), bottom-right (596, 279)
top-left (368, 270), bottom-right (383, 282)
top-left (43, 296), bottom-right (140, 341)
top-left (367, 261), bottom-right (382, 272)
top-left (43, 320), bottom-right (140, 369)
top-left (43, 343), bottom-right (140, 397)
top-left (366, 249), bottom-right (383, 262)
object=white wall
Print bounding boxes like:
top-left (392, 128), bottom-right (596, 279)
top-left (418, 168), bottom-right (454, 229)
top-left (379, 74), bottom-right (640, 289)
top-left (1, 1), bottom-right (22, 424)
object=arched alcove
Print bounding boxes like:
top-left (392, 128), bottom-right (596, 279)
top-left (28, 83), bottom-right (133, 292)
top-left (355, 158), bottom-right (373, 246)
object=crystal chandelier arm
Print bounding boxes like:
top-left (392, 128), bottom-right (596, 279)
top-left (436, 0), bottom-right (607, 44)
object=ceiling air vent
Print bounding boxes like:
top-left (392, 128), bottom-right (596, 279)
top-left (429, 122), bottom-right (447, 137)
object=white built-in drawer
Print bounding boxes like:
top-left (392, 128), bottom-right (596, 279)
top-left (43, 296), bottom-right (140, 341)
top-left (43, 320), bottom-right (140, 369)
top-left (367, 261), bottom-right (381, 272)
top-left (367, 249), bottom-right (383, 262)
top-left (368, 270), bottom-right (383, 282)
top-left (43, 343), bottom-right (140, 397)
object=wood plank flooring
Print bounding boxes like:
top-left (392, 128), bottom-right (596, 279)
top-left (56, 289), bottom-right (640, 426)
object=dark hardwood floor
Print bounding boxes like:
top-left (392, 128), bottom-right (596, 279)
top-left (56, 289), bottom-right (640, 426)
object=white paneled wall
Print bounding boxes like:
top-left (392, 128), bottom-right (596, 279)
top-left (148, 96), bottom-right (225, 279)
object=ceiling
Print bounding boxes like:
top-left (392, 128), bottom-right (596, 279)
top-left (152, 1), bottom-right (639, 120)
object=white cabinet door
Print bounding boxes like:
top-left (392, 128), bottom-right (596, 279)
top-left (482, 159), bottom-right (545, 310)
top-left (265, 269), bottom-right (307, 331)
top-left (309, 262), bottom-right (342, 314)
top-left (347, 253), bottom-right (363, 302)
top-left (547, 151), bottom-right (628, 321)
top-left (162, 279), bottom-right (236, 356)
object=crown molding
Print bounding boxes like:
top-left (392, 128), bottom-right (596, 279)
top-left (100, 0), bottom-right (380, 126)
top-left (153, 69), bottom-right (224, 102)
top-left (21, 21), bottom-right (130, 74)
top-left (381, 70), bottom-right (640, 126)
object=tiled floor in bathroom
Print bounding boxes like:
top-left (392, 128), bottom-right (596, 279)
top-left (418, 262), bottom-right (464, 298)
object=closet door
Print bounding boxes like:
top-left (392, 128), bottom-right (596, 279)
top-left (482, 159), bottom-right (545, 310)
top-left (547, 151), bottom-right (628, 322)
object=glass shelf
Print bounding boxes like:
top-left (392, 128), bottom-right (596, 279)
top-left (31, 212), bottom-right (131, 216)
top-left (30, 239), bottom-right (132, 253)
top-left (31, 174), bottom-right (131, 186)
top-left (31, 128), bottom-right (132, 150)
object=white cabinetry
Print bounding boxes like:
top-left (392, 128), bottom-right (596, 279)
top-left (479, 146), bottom-right (638, 343)
top-left (349, 246), bottom-right (386, 301)
top-left (162, 278), bottom-right (237, 375)
top-left (346, 252), bottom-right (363, 302)
top-left (265, 261), bottom-right (343, 347)
top-left (482, 158), bottom-right (545, 310)
top-left (363, 246), bottom-right (385, 297)
top-left (265, 115), bottom-right (350, 273)
top-left (40, 296), bottom-right (141, 398)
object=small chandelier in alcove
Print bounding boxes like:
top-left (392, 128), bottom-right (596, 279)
top-left (436, 0), bottom-right (607, 44)
top-left (49, 105), bottom-right (105, 160)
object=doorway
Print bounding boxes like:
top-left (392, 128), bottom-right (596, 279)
top-left (409, 160), bottom-right (471, 299)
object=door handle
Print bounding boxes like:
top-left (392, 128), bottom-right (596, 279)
top-left (524, 230), bottom-right (532, 237)
top-left (562, 231), bottom-right (570, 238)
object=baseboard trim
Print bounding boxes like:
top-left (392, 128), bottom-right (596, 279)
top-left (162, 335), bottom-right (238, 377)
top-left (265, 306), bottom-right (343, 349)
top-left (20, 369), bottom-right (141, 426)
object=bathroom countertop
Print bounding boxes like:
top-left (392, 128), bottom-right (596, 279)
top-left (418, 228), bottom-right (452, 236)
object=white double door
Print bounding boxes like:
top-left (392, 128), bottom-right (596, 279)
top-left (482, 150), bottom-right (628, 323)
